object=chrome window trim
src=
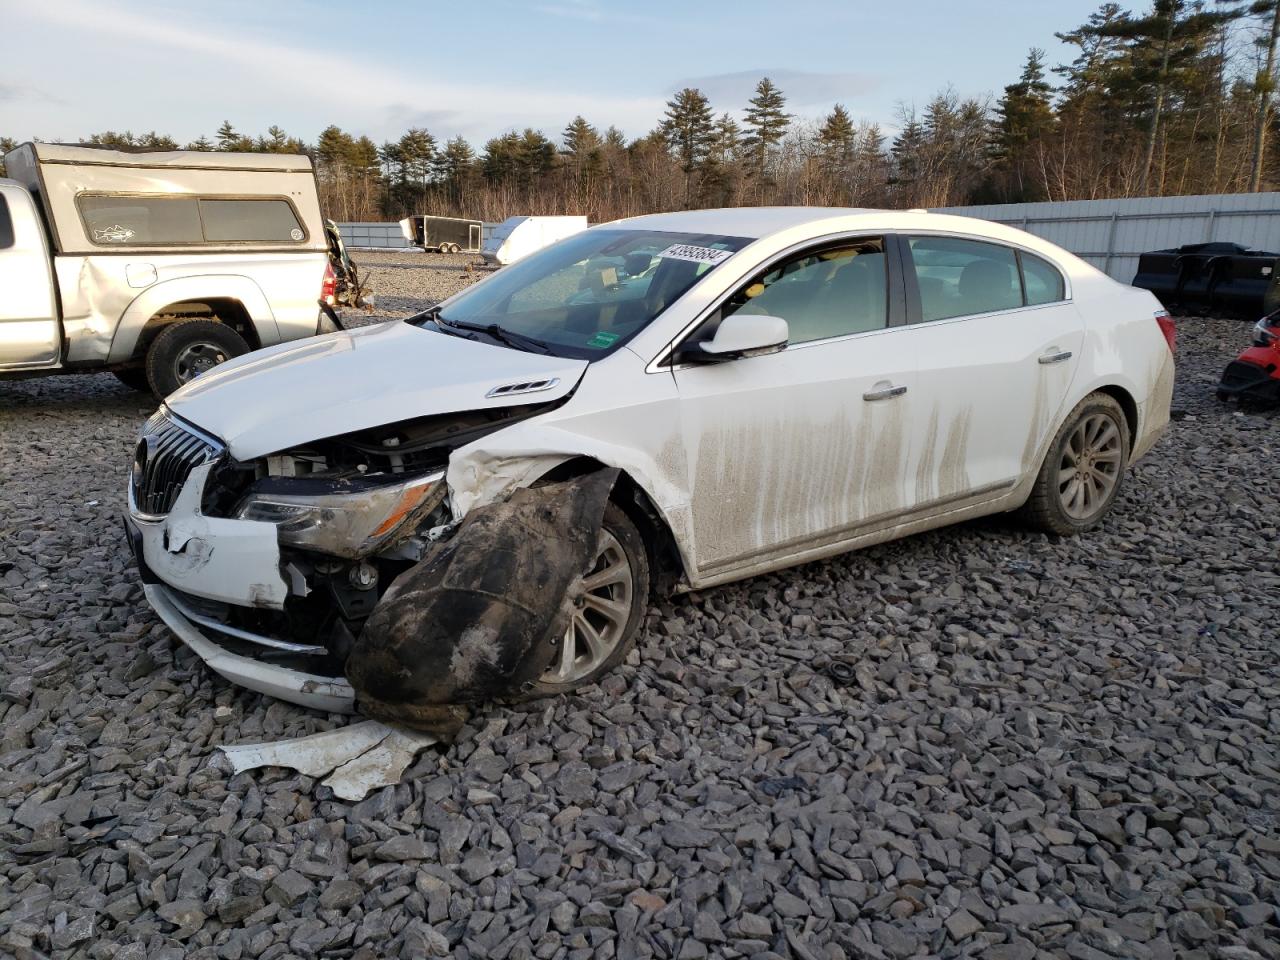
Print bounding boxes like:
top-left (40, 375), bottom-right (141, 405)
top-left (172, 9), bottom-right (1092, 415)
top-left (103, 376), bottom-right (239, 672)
top-left (645, 230), bottom-right (897, 374)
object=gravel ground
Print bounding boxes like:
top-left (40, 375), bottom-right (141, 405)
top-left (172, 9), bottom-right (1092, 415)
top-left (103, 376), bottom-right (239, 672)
top-left (0, 255), bottom-right (1278, 959)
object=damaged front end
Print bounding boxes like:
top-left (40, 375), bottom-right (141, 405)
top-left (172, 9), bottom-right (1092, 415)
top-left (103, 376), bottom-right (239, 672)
top-left (128, 405), bottom-right (615, 739)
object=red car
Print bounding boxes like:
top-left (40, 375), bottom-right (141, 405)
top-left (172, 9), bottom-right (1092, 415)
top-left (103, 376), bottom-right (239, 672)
top-left (1218, 313), bottom-right (1280, 404)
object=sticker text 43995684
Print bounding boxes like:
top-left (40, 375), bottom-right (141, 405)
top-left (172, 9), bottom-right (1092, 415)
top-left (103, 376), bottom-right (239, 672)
top-left (657, 243), bottom-right (735, 266)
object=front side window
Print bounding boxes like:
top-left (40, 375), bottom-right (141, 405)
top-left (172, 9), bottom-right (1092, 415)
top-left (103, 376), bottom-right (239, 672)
top-left (721, 237), bottom-right (888, 344)
top-left (423, 228), bottom-right (750, 360)
top-left (78, 195), bottom-right (306, 246)
top-left (908, 236), bottom-right (1022, 322)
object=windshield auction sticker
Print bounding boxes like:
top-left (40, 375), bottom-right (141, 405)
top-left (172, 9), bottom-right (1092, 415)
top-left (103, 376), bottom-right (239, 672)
top-left (657, 243), bottom-right (735, 265)
top-left (587, 331), bottom-right (620, 348)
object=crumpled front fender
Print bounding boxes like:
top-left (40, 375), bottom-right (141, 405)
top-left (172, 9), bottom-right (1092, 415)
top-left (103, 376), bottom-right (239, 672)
top-left (345, 469), bottom-right (618, 737)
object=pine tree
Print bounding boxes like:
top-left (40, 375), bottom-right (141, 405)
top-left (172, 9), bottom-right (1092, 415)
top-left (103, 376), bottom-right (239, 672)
top-left (1245, 1), bottom-right (1280, 190)
top-left (660, 88), bottom-right (715, 173)
top-left (992, 49), bottom-right (1056, 200)
top-left (215, 121), bottom-right (251, 151)
top-left (742, 77), bottom-right (792, 176)
top-left (819, 104), bottom-right (857, 165)
top-left (434, 136), bottom-right (477, 201)
top-left (516, 129), bottom-right (556, 184)
top-left (397, 128), bottom-right (437, 193)
top-left (562, 116), bottom-right (601, 160)
top-left (709, 112), bottom-right (741, 164)
top-left (1076, 0), bottom-right (1243, 193)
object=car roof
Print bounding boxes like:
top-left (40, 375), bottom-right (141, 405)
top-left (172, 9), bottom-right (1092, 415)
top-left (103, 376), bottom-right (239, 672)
top-left (599, 206), bottom-right (1099, 276)
top-left (604, 206), bottom-right (888, 238)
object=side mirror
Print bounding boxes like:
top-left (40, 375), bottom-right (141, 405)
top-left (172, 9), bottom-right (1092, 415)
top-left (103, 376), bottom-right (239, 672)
top-left (684, 313), bottom-right (789, 362)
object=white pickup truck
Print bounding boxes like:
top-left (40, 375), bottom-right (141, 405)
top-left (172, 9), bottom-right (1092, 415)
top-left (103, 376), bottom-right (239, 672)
top-left (0, 142), bottom-right (338, 396)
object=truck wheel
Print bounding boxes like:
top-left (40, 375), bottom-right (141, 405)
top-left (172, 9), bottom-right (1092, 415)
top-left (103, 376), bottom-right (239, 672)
top-left (145, 319), bottom-right (249, 397)
top-left (113, 368), bottom-right (151, 392)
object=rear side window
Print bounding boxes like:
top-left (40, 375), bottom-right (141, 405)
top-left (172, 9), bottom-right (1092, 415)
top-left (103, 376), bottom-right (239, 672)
top-left (79, 196), bottom-right (202, 245)
top-left (0, 196), bottom-right (13, 250)
top-left (908, 236), bottom-right (1021, 322)
top-left (200, 199), bottom-right (304, 242)
top-left (78, 195), bottom-right (305, 246)
top-left (1020, 251), bottom-right (1066, 305)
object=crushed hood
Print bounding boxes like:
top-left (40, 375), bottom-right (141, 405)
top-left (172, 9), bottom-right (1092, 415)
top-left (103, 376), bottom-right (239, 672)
top-left (164, 320), bottom-right (588, 460)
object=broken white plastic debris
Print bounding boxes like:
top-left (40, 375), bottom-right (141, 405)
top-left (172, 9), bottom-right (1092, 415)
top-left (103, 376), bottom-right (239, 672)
top-left (321, 728), bottom-right (436, 801)
top-left (218, 720), bottom-right (437, 800)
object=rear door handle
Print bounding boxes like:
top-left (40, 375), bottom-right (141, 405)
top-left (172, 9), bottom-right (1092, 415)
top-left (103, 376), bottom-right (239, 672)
top-left (1038, 350), bottom-right (1073, 365)
top-left (863, 383), bottom-right (908, 401)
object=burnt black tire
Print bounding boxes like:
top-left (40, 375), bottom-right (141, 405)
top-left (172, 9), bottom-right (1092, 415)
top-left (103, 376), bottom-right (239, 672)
top-left (1020, 392), bottom-right (1130, 535)
top-left (528, 502), bottom-right (649, 696)
top-left (113, 368), bottom-right (151, 392)
top-left (145, 319), bottom-right (249, 398)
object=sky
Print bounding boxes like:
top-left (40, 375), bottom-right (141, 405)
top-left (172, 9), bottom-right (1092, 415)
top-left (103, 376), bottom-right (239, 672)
top-left (5, 0), bottom-right (1112, 149)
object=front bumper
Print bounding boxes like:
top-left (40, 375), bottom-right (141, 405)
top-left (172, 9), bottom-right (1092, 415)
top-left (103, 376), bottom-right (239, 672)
top-left (1218, 358), bottom-right (1280, 403)
top-left (144, 584), bottom-right (356, 712)
top-left (125, 510), bottom-right (355, 713)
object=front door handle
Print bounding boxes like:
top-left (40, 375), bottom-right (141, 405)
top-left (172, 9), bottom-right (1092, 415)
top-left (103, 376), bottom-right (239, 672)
top-left (863, 383), bottom-right (908, 401)
top-left (1038, 350), bottom-right (1073, 365)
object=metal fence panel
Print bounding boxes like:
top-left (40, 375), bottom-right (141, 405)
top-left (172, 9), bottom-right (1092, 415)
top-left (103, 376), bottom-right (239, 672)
top-left (337, 221), bottom-right (500, 251)
top-left (935, 192), bottom-right (1280, 282)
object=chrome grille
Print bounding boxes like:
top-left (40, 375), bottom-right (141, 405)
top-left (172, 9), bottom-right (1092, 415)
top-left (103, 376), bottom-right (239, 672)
top-left (130, 411), bottom-right (224, 517)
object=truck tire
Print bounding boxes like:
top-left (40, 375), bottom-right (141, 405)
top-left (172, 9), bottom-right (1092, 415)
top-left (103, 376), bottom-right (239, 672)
top-left (145, 319), bottom-right (249, 397)
top-left (113, 369), bottom-right (151, 392)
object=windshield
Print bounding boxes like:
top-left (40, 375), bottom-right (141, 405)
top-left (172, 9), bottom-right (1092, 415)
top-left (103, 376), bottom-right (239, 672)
top-left (417, 229), bottom-right (751, 359)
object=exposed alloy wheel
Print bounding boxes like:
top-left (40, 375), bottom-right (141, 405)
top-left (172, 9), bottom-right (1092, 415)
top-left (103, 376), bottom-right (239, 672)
top-left (145, 319), bottom-right (250, 397)
top-left (531, 503), bottom-right (649, 694)
top-left (1057, 412), bottom-right (1123, 520)
top-left (1021, 392), bottom-right (1130, 535)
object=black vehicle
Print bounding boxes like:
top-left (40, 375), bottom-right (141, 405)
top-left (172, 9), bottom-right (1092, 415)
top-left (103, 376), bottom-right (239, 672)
top-left (398, 215), bottom-right (484, 254)
top-left (1132, 241), bottom-right (1280, 317)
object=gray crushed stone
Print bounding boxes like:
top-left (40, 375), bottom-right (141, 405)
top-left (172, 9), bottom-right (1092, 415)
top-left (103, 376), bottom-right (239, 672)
top-left (1, 261), bottom-right (1277, 959)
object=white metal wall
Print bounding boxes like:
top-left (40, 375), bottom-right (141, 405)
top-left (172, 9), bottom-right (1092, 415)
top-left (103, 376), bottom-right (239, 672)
top-left (337, 221), bottom-right (500, 251)
top-left (336, 222), bottom-right (413, 250)
top-left (934, 192), bottom-right (1280, 282)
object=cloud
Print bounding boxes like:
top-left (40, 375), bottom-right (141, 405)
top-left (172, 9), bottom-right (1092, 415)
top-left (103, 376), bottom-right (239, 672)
top-left (534, 0), bottom-right (650, 24)
top-left (674, 69), bottom-right (881, 109)
top-left (0, 82), bottom-right (65, 105)
top-left (14, 0), bottom-right (664, 142)
top-left (536, 0), bottom-right (606, 21)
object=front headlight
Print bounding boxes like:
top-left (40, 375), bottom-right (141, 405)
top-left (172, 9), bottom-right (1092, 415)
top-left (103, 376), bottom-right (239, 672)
top-left (1253, 318), bottom-right (1280, 348)
top-left (236, 470), bottom-right (446, 559)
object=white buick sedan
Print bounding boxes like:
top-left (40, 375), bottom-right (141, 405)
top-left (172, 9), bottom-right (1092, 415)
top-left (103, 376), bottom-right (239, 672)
top-left (124, 208), bottom-right (1174, 723)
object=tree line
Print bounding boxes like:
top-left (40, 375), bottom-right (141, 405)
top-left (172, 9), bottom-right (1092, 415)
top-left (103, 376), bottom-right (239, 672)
top-left (6, 1), bottom-right (1280, 222)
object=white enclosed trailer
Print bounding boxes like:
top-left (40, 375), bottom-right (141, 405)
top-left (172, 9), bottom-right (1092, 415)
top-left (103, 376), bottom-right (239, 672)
top-left (481, 216), bottom-right (588, 266)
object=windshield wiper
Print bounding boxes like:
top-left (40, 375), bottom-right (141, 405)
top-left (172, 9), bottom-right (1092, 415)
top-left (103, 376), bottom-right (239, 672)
top-left (436, 315), bottom-right (554, 355)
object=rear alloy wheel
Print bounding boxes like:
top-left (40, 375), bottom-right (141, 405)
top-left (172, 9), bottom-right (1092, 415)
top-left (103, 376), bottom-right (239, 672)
top-left (1021, 392), bottom-right (1130, 535)
top-left (530, 503), bottom-right (649, 695)
top-left (145, 319), bottom-right (250, 397)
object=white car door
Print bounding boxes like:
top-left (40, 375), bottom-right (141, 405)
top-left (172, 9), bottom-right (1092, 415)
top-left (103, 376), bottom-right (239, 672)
top-left (669, 236), bottom-right (918, 583)
top-left (899, 234), bottom-right (1083, 503)
top-left (0, 184), bottom-right (60, 370)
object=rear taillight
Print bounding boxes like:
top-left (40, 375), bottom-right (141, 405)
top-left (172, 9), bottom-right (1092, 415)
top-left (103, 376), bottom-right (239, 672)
top-left (1155, 310), bottom-right (1176, 354)
top-left (321, 262), bottom-right (338, 306)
